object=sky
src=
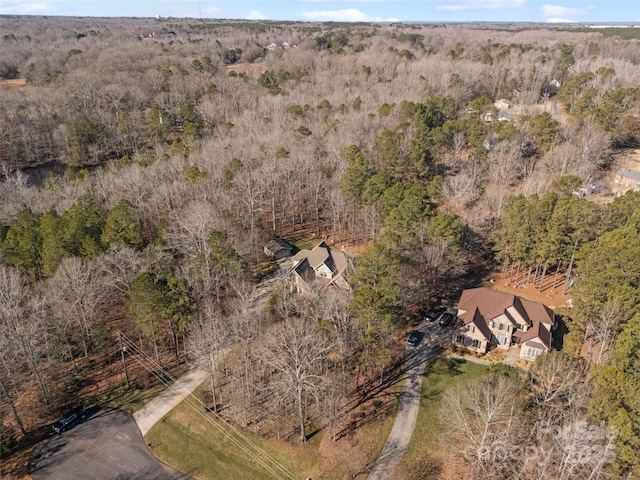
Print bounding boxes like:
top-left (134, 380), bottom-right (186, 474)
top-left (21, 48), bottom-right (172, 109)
top-left (1, 0), bottom-right (639, 24)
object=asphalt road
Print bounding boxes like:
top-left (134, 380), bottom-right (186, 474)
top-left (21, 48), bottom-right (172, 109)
top-left (367, 321), bottom-right (446, 480)
top-left (29, 408), bottom-right (191, 480)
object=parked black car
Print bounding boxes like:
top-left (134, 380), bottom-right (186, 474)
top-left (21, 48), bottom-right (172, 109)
top-left (424, 306), bottom-right (445, 322)
top-left (439, 312), bottom-right (455, 327)
top-left (407, 330), bottom-right (421, 347)
top-left (53, 405), bottom-right (86, 434)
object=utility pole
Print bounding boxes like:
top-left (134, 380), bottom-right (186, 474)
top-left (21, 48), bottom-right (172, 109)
top-left (118, 331), bottom-right (130, 389)
top-left (562, 238), bottom-right (579, 296)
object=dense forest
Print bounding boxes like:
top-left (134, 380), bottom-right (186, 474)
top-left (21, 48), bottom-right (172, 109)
top-left (1, 15), bottom-right (640, 478)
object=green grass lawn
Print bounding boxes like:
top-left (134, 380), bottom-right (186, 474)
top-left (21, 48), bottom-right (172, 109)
top-left (145, 400), bottom-right (314, 479)
top-left (291, 237), bottom-right (321, 251)
top-left (144, 385), bottom-right (399, 480)
top-left (393, 358), bottom-right (489, 479)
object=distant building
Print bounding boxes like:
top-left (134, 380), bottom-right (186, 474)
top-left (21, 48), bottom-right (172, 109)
top-left (264, 238), bottom-right (293, 260)
top-left (494, 99), bottom-right (512, 110)
top-left (497, 111), bottom-right (512, 122)
top-left (614, 168), bottom-right (640, 195)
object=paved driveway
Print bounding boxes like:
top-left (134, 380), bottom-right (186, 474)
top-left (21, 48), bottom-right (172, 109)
top-left (134, 364), bottom-right (208, 437)
top-left (367, 320), bottom-right (449, 479)
top-left (29, 408), bottom-right (191, 480)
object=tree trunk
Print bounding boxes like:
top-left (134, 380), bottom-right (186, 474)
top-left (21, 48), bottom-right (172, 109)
top-left (209, 367), bottom-right (217, 413)
top-left (563, 240), bottom-right (578, 295)
top-left (553, 258), bottom-right (561, 290)
top-left (297, 386), bottom-right (306, 443)
top-left (213, 341), bottom-right (222, 407)
top-left (151, 324), bottom-right (162, 368)
top-left (168, 318), bottom-right (179, 361)
top-left (80, 327), bottom-right (89, 358)
top-left (0, 378), bottom-right (26, 435)
top-left (27, 355), bottom-right (51, 410)
top-left (67, 336), bottom-right (79, 373)
top-left (271, 197), bottom-right (276, 233)
top-left (538, 264), bottom-right (547, 292)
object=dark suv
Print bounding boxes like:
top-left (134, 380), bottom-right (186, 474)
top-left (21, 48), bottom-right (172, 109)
top-left (53, 405), bottom-right (86, 434)
top-left (424, 306), bottom-right (445, 322)
top-left (407, 330), bottom-right (421, 347)
top-left (439, 312), bottom-right (455, 327)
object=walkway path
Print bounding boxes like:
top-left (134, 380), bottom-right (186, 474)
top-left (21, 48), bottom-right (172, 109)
top-left (133, 364), bottom-right (208, 436)
top-left (367, 321), bottom-right (438, 480)
top-left (132, 258), bottom-right (294, 437)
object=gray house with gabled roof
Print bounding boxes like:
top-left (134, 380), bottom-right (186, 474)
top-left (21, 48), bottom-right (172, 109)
top-left (288, 241), bottom-right (351, 293)
top-left (264, 238), bottom-right (293, 260)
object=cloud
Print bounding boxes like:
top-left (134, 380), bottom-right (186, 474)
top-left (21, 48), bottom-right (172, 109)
top-left (0, 0), bottom-right (51, 14)
top-left (546, 17), bottom-right (575, 23)
top-left (246, 10), bottom-right (267, 20)
top-left (300, 8), bottom-right (398, 22)
top-left (203, 6), bottom-right (222, 16)
top-left (540, 4), bottom-right (593, 16)
top-left (437, 0), bottom-right (525, 12)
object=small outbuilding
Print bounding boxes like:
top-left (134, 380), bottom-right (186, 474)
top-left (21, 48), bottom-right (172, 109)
top-left (614, 168), bottom-right (640, 195)
top-left (264, 238), bottom-right (293, 260)
top-left (494, 99), bottom-right (512, 110)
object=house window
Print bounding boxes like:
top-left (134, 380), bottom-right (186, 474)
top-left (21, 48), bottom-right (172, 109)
top-left (496, 335), bottom-right (507, 345)
top-left (498, 323), bottom-right (506, 331)
top-left (471, 339), bottom-right (480, 349)
top-left (456, 334), bottom-right (466, 345)
top-left (467, 325), bottom-right (475, 333)
top-left (526, 348), bottom-right (542, 359)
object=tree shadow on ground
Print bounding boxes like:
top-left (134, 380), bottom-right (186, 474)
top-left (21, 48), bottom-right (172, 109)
top-left (552, 314), bottom-right (569, 351)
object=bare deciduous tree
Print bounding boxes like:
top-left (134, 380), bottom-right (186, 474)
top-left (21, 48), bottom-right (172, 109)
top-left (0, 276), bottom-right (53, 410)
top-left (186, 296), bottom-right (228, 412)
top-left (97, 244), bottom-right (144, 298)
top-left (263, 317), bottom-right (329, 443)
top-left (48, 257), bottom-right (104, 357)
top-left (442, 374), bottom-right (522, 479)
top-left (228, 280), bottom-right (263, 426)
top-left (528, 352), bottom-right (585, 424)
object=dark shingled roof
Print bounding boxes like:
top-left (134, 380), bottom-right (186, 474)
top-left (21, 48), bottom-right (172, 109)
top-left (264, 238), bottom-right (292, 255)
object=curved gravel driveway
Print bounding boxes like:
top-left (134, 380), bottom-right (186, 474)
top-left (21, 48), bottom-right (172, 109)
top-left (367, 321), bottom-right (441, 480)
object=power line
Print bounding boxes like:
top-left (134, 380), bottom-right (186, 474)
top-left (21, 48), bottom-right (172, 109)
top-left (119, 331), bottom-right (298, 480)
top-left (120, 335), bottom-right (289, 479)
